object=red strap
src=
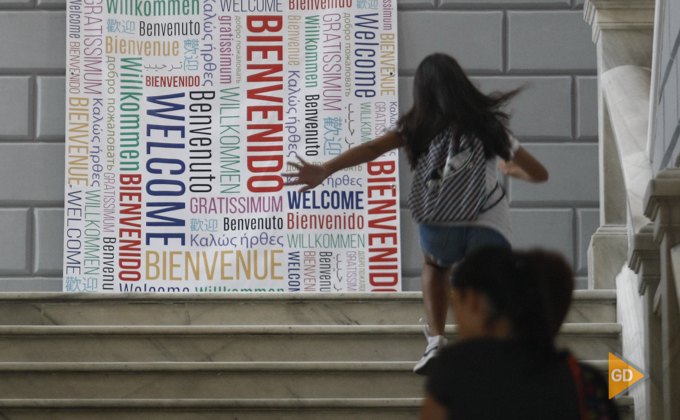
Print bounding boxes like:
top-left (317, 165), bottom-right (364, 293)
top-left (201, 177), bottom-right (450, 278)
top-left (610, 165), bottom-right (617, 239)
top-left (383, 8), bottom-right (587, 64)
top-left (567, 355), bottom-right (588, 420)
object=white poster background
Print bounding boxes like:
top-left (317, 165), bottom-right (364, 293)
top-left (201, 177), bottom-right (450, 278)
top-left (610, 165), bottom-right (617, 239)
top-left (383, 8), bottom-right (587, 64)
top-left (63, 0), bottom-right (401, 293)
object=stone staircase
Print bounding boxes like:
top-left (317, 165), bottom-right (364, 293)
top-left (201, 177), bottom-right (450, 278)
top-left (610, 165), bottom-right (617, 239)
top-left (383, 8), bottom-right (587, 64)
top-left (0, 291), bottom-right (632, 419)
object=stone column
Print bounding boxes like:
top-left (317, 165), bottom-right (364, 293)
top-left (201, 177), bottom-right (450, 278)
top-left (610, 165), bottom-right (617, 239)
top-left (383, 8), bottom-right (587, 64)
top-left (642, 168), bottom-right (680, 420)
top-left (630, 225), bottom-right (663, 420)
top-left (584, 0), bottom-right (654, 289)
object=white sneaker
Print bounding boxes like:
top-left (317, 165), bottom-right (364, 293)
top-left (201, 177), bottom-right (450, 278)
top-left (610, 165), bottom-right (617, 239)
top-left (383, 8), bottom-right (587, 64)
top-left (413, 318), bottom-right (447, 375)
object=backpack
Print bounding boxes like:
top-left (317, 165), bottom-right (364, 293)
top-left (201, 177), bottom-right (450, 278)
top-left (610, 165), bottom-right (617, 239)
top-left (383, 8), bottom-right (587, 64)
top-left (566, 355), bottom-right (621, 420)
top-left (408, 128), bottom-right (503, 224)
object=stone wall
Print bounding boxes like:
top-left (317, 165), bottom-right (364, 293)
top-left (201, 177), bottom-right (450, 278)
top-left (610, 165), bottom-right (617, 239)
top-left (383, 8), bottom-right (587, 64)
top-left (398, 1), bottom-right (599, 289)
top-left (0, 0), bottom-right (599, 291)
top-left (651, 0), bottom-right (680, 174)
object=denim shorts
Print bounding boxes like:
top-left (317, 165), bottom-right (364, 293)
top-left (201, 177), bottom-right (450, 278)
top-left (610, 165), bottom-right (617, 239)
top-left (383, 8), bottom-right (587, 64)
top-left (419, 225), bottom-right (510, 267)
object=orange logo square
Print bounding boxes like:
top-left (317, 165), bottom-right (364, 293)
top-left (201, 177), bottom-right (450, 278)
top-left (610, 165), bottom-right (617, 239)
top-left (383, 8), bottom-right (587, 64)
top-left (608, 353), bottom-right (644, 399)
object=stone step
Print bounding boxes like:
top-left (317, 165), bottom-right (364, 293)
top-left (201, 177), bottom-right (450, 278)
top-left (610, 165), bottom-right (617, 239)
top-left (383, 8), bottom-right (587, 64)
top-left (0, 323), bottom-right (620, 362)
top-left (0, 397), bottom-right (634, 420)
top-left (0, 362), bottom-right (424, 399)
top-left (0, 399), bottom-right (423, 420)
top-left (0, 290), bottom-right (616, 326)
top-left (0, 360), bottom-right (614, 400)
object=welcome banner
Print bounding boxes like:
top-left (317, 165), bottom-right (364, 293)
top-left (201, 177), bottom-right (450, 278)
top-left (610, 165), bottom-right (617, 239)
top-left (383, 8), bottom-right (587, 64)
top-left (63, 0), bottom-right (401, 293)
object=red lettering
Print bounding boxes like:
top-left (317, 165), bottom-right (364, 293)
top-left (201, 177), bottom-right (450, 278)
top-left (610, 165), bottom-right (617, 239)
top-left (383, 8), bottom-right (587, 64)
top-left (118, 173), bottom-right (142, 281)
top-left (245, 21), bottom-right (284, 193)
top-left (367, 160), bottom-right (395, 175)
top-left (370, 272), bottom-right (398, 287)
top-left (247, 15), bottom-right (283, 33)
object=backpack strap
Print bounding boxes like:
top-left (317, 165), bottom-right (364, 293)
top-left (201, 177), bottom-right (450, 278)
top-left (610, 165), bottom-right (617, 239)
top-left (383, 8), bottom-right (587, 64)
top-left (479, 182), bottom-right (506, 213)
top-left (566, 355), bottom-right (588, 420)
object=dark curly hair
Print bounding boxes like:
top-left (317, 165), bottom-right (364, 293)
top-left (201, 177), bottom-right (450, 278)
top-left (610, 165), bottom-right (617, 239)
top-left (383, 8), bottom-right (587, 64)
top-left (397, 53), bottom-right (522, 169)
top-left (452, 246), bottom-right (575, 371)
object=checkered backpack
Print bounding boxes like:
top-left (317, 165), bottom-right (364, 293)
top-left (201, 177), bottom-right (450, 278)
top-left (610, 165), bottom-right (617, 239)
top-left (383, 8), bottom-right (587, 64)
top-left (408, 128), bottom-right (502, 224)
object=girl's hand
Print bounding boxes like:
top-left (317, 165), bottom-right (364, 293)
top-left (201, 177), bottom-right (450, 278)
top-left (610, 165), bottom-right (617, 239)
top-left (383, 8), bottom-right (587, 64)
top-left (282, 155), bottom-right (331, 193)
top-left (419, 393), bottom-right (448, 420)
top-left (499, 147), bottom-right (548, 183)
top-left (282, 132), bottom-right (404, 192)
top-left (498, 159), bottom-right (521, 177)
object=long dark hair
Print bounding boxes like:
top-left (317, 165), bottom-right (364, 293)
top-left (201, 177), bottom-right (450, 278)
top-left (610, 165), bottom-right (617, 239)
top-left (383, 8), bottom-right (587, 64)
top-left (452, 246), bottom-right (574, 370)
top-left (397, 53), bottom-right (521, 169)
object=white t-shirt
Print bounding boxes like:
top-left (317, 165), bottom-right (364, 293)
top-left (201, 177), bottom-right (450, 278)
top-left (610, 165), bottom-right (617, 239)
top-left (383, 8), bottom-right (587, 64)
top-left (425, 136), bottom-right (520, 243)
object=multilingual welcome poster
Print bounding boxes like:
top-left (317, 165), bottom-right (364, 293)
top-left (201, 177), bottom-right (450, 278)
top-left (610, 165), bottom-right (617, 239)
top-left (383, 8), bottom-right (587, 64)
top-left (63, 0), bottom-right (401, 293)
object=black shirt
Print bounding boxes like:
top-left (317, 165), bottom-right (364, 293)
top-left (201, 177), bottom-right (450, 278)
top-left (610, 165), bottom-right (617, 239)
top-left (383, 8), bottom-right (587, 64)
top-left (426, 338), bottom-right (600, 420)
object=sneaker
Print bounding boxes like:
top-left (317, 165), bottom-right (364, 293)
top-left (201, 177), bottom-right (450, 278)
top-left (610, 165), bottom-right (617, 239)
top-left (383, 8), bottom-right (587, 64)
top-left (413, 318), bottom-right (447, 375)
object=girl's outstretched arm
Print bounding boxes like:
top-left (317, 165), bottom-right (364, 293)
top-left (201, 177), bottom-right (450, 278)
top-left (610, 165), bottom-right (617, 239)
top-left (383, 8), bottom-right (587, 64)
top-left (498, 147), bottom-right (548, 182)
top-left (282, 131), bottom-right (404, 192)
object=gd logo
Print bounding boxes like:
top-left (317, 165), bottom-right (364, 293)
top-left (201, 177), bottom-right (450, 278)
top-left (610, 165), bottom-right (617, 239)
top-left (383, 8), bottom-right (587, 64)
top-left (611, 369), bottom-right (634, 382)
top-left (608, 353), bottom-right (644, 399)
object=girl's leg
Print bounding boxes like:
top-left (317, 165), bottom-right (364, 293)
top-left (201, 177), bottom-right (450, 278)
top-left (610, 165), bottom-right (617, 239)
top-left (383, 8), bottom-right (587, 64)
top-left (421, 254), bottom-right (452, 337)
top-left (415, 225), bottom-right (461, 374)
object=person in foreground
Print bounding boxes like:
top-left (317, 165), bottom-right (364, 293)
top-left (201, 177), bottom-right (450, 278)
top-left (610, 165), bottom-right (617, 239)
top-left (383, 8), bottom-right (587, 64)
top-left (419, 246), bottom-right (619, 420)
top-left (283, 53), bottom-right (548, 374)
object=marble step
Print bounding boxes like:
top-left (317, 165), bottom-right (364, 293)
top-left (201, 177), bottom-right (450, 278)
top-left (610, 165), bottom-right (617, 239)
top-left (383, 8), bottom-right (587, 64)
top-left (0, 397), bottom-right (635, 420)
top-left (0, 360), bottom-right (614, 400)
top-left (0, 290), bottom-right (616, 326)
top-left (0, 362), bottom-right (425, 399)
top-left (0, 323), bottom-right (620, 362)
top-left (0, 399), bottom-right (422, 420)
